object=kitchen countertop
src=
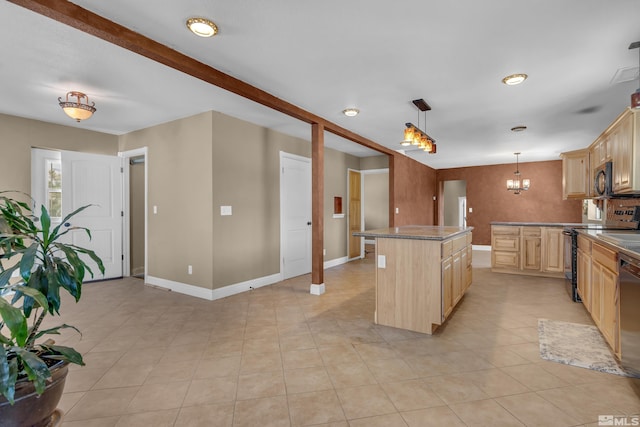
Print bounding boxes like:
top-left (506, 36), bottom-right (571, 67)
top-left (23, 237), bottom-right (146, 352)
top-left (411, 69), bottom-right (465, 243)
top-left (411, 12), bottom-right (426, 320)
top-left (353, 225), bottom-right (473, 241)
top-left (577, 229), bottom-right (640, 260)
top-left (491, 221), bottom-right (590, 227)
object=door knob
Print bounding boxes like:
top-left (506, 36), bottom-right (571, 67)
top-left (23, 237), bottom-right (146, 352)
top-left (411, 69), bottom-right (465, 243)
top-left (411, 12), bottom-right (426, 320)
top-left (307, 221), bottom-right (312, 226)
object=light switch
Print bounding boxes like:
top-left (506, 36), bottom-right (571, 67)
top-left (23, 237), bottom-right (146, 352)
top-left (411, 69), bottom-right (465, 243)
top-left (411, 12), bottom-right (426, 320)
top-left (220, 206), bottom-right (232, 216)
top-left (377, 255), bottom-right (386, 268)
top-left (395, 207), bottom-right (399, 214)
top-left (153, 205), bottom-right (158, 214)
top-left (468, 207), bottom-right (473, 213)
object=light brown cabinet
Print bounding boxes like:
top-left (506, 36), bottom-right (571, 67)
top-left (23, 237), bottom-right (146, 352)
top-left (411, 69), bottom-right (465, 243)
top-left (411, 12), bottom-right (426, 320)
top-left (491, 225), bottom-right (564, 278)
top-left (610, 108), bottom-right (639, 194)
top-left (589, 241), bottom-right (620, 356)
top-left (560, 148), bottom-right (590, 199)
top-left (576, 235), bottom-right (592, 312)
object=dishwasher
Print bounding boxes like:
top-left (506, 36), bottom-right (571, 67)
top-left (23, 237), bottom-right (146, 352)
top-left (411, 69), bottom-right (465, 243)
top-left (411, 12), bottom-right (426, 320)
top-left (619, 254), bottom-right (640, 377)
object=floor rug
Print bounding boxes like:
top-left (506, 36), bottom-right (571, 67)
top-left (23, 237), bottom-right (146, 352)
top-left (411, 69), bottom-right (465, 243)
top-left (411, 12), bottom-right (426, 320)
top-left (538, 318), bottom-right (636, 377)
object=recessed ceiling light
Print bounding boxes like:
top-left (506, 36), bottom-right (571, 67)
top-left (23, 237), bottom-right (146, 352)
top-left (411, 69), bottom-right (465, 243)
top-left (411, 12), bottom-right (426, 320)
top-left (186, 17), bottom-right (218, 37)
top-left (511, 125), bottom-right (527, 132)
top-left (342, 108), bottom-right (359, 117)
top-left (502, 74), bottom-right (528, 85)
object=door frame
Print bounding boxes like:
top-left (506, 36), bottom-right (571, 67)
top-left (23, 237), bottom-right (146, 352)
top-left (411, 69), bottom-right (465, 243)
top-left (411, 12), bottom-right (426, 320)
top-left (352, 168), bottom-right (389, 259)
top-left (279, 151), bottom-right (312, 279)
top-left (119, 147), bottom-right (148, 281)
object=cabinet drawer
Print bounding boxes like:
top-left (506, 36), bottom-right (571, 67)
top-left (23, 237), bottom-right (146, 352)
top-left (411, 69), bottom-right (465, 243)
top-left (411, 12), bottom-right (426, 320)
top-left (442, 240), bottom-right (453, 259)
top-left (593, 243), bottom-right (617, 272)
top-left (522, 227), bottom-right (541, 237)
top-left (492, 234), bottom-right (519, 252)
top-left (493, 251), bottom-right (519, 269)
top-left (577, 235), bottom-right (592, 253)
top-left (452, 234), bottom-right (467, 252)
top-left (492, 226), bottom-right (519, 235)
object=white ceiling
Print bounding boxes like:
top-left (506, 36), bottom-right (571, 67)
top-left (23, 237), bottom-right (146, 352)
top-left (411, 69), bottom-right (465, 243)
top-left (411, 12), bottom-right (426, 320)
top-left (1, 0), bottom-right (639, 169)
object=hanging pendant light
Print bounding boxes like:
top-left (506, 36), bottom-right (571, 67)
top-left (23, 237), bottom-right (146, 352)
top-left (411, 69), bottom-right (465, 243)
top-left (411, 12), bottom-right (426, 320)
top-left (630, 41), bottom-right (640, 109)
top-left (58, 91), bottom-right (96, 122)
top-left (506, 152), bottom-right (530, 194)
top-left (399, 99), bottom-right (437, 154)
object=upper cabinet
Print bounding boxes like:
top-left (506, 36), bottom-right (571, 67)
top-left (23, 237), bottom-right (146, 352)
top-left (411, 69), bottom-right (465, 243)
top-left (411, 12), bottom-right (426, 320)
top-left (561, 108), bottom-right (640, 199)
top-left (560, 148), bottom-right (590, 199)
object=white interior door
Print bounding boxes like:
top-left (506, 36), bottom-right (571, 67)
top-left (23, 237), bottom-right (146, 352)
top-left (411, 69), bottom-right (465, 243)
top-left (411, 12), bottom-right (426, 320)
top-left (281, 152), bottom-right (311, 279)
top-left (61, 151), bottom-right (123, 280)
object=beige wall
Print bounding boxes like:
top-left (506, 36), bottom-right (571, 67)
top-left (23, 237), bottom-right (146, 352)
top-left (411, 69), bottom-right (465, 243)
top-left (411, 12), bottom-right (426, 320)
top-left (129, 159), bottom-right (145, 276)
top-left (119, 112), bottom-right (215, 289)
top-left (360, 155), bottom-right (388, 170)
top-left (443, 180), bottom-right (466, 226)
top-left (0, 113), bottom-right (118, 197)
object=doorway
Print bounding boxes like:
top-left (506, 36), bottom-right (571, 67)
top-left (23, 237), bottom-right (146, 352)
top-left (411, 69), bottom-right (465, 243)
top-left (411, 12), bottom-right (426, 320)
top-left (348, 169), bottom-right (361, 259)
top-left (120, 147), bottom-right (148, 281)
top-left (442, 180), bottom-right (467, 227)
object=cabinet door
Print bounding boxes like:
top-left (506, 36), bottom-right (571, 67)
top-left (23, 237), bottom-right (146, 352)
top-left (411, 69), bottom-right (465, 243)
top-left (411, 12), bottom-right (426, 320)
top-left (541, 228), bottom-right (564, 273)
top-left (577, 249), bottom-right (592, 312)
top-left (452, 250), bottom-right (463, 306)
top-left (600, 267), bottom-right (619, 353)
top-left (561, 149), bottom-right (590, 199)
top-left (465, 245), bottom-right (472, 290)
top-left (612, 110), bottom-right (634, 193)
top-left (591, 263), bottom-right (602, 328)
top-left (442, 257), bottom-right (453, 320)
top-left (522, 235), bottom-right (541, 271)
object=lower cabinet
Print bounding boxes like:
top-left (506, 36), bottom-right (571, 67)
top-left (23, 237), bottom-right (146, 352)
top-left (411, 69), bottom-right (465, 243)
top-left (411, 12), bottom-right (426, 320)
top-left (491, 225), bottom-right (564, 278)
top-left (442, 234), bottom-right (472, 323)
top-left (588, 241), bottom-right (620, 356)
top-left (577, 247), bottom-right (592, 312)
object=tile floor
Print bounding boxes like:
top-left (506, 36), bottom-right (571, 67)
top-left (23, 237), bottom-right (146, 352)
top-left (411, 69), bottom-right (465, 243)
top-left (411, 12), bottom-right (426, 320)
top-left (47, 250), bottom-right (640, 426)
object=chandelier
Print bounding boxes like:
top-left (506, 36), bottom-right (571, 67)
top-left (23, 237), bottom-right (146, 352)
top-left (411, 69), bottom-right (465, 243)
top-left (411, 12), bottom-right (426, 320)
top-left (400, 99), bottom-right (436, 154)
top-left (506, 152), bottom-right (530, 194)
top-left (58, 91), bottom-right (96, 122)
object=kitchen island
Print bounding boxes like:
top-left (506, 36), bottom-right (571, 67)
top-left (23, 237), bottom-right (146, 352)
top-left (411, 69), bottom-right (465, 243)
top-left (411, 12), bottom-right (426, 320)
top-left (354, 226), bottom-right (473, 334)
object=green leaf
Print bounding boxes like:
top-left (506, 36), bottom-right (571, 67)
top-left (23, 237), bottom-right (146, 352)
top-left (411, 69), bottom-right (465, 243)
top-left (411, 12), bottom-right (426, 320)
top-left (19, 242), bottom-right (38, 282)
top-left (42, 344), bottom-right (85, 366)
top-left (32, 323), bottom-right (81, 342)
top-left (0, 264), bottom-right (19, 288)
top-left (15, 348), bottom-right (50, 395)
top-left (39, 205), bottom-right (51, 246)
top-left (0, 346), bottom-right (17, 404)
top-left (50, 205), bottom-right (94, 242)
top-left (0, 298), bottom-right (28, 346)
top-left (68, 244), bottom-right (105, 276)
top-left (13, 285), bottom-right (48, 312)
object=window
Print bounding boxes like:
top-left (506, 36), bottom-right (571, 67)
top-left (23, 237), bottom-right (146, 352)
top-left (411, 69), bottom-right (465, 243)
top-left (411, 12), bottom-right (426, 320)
top-left (46, 159), bottom-right (62, 219)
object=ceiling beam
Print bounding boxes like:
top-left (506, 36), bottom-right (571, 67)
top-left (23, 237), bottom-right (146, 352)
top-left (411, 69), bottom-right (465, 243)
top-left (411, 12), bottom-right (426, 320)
top-left (8, 0), bottom-right (396, 156)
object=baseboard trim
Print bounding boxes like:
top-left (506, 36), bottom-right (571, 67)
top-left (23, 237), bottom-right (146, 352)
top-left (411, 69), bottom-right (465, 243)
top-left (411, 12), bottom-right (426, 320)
top-left (310, 283), bottom-right (325, 295)
top-left (324, 256), bottom-right (349, 269)
top-left (472, 245), bottom-right (491, 251)
top-left (146, 276), bottom-right (213, 300)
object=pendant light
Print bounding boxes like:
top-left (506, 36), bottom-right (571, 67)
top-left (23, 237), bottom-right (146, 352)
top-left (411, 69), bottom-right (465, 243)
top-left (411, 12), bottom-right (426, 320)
top-left (506, 152), bottom-right (530, 195)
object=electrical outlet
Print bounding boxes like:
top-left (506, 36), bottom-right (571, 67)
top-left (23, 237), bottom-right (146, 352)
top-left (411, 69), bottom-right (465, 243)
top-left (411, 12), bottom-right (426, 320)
top-left (188, 265), bottom-right (193, 275)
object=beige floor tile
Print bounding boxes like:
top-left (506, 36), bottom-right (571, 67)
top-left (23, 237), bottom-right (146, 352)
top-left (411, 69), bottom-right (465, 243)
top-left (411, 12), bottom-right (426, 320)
top-left (501, 364), bottom-right (570, 391)
top-left (240, 351), bottom-right (283, 374)
top-left (195, 355), bottom-right (241, 378)
top-left (126, 381), bottom-right (190, 413)
top-left (336, 384), bottom-right (396, 419)
top-left (203, 339), bottom-right (244, 358)
top-left (578, 381), bottom-right (640, 415)
top-left (287, 389), bottom-right (346, 426)
top-left (537, 386), bottom-right (623, 424)
top-left (326, 362), bottom-right (377, 388)
top-left (450, 399), bottom-right (525, 426)
top-left (236, 371), bottom-right (285, 400)
top-left (365, 358), bottom-right (418, 383)
top-left (183, 376), bottom-right (238, 406)
top-left (73, 350), bottom-right (123, 371)
top-left (284, 366), bottom-right (333, 394)
top-left (318, 345), bottom-right (362, 366)
top-left (64, 387), bottom-right (140, 421)
top-left (174, 403), bottom-right (234, 427)
top-left (58, 391), bottom-right (86, 416)
top-left (471, 348), bottom-right (533, 367)
top-left (233, 396), bottom-right (290, 427)
top-left (242, 336), bottom-right (280, 353)
top-left (381, 379), bottom-right (445, 411)
top-left (65, 367), bottom-right (109, 392)
top-left (144, 362), bottom-right (196, 384)
top-left (279, 333), bottom-right (316, 352)
top-left (114, 409), bottom-right (179, 426)
top-left (452, 369), bottom-right (530, 397)
top-left (62, 417), bottom-right (121, 427)
top-left (353, 342), bottom-right (398, 362)
top-left (537, 360), bottom-right (618, 385)
top-left (400, 406), bottom-right (466, 427)
top-left (348, 412), bottom-right (408, 427)
top-left (92, 365), bottom-right (154, 390)
top-left (496, 392), bottom-right (581, 427)
top-left (283, 348), bottom-right (324, 370)
top-left (424, 374), bottom-right (490, 405)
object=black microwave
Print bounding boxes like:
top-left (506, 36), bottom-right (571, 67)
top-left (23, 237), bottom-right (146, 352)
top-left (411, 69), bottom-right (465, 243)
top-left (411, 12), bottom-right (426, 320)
top-left (593, 161), bottom-right (612, 198)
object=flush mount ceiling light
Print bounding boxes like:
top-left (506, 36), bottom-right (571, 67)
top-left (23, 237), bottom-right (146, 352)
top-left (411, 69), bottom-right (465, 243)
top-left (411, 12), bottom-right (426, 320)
top-left (342, 108), bottom-right (359, 117)
top-left (400, 99), bottom-right (437, 154)
top-left (502, 73), bottom-right (528, 86)
top-left (506, 152), bottom-right (530, 195)
top-left (58, 91), bottom-right (96, 122)
top-left (511, 125), bottom-right (527, 132)
top-left (186, 17), bottom-right (218, 37)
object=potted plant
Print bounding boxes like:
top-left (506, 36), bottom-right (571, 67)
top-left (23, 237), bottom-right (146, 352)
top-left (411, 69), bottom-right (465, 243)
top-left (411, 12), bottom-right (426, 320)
top-left (0, 192), bottom-right (104, 426)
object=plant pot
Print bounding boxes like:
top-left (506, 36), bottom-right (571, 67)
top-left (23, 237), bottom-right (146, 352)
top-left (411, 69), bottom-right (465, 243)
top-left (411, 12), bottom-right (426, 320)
top-left (0, 361), bottom-right (68, 427)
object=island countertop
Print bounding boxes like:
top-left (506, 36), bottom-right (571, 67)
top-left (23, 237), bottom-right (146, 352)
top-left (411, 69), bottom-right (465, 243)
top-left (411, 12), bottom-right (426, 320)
top-left (353, 225), bottom-right (473, 241)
